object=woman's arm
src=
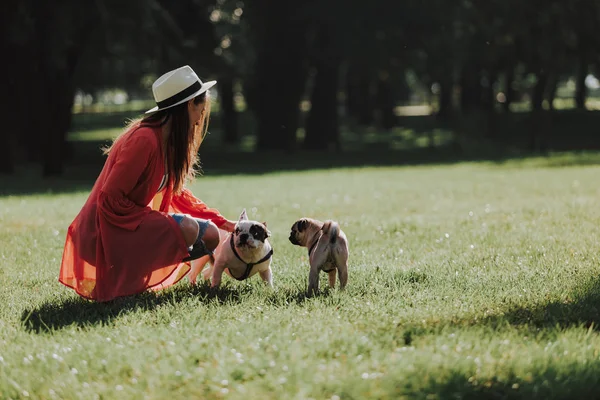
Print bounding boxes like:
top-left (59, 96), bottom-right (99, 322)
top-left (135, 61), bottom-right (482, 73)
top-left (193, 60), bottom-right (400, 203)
top-left (171, 187), bottom-right (228, 226)
top-left (171, 188), bottom-right (235, 231)
top-left (98, 132), bottom-right (156, 231)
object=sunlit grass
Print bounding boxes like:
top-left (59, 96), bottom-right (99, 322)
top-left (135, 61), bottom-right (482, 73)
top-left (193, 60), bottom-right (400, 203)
top-left (2, 155), bottom-right (600, 398)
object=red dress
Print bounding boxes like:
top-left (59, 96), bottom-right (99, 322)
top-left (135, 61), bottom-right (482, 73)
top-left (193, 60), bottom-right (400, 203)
top-left (59, 123), bottom-right (227, 302)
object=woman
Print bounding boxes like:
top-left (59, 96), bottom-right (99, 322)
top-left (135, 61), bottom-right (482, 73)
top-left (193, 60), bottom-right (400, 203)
top-left (59, 65), bottom-right (237, 302)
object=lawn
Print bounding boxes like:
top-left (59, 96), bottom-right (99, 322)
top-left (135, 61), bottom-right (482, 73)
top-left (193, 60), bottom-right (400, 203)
top-left (1, 152), bottom-right (600, 399)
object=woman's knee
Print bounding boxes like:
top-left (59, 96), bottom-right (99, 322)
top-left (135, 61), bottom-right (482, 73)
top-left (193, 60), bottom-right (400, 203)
top-left (202, 221), bottom-right (220, 252)
top-left (179, 216), bottom-right (199, 247)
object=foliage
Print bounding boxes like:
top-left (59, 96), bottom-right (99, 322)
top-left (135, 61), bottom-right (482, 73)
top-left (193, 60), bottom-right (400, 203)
top-left (3, 0), bottom-right (600, 173)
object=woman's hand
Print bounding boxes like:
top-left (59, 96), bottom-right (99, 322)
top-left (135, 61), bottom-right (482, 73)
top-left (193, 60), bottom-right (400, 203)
top-left (220, 220), bottom-right (237, 233)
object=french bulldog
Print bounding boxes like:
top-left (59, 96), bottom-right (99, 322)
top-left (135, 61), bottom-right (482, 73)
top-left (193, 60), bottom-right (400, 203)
top-left (289, 218), bottom-right (349, 296)
top-left (189, 209), bottom-right (273, 288)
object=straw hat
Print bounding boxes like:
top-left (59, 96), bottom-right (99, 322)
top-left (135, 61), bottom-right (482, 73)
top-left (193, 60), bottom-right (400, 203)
top-left (145, 65), bottom-right (216, 114)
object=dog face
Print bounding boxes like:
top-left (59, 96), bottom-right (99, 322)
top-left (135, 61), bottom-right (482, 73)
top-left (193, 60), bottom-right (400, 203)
top-left (289, 218), bottom-right (312, 246)
top-left (234, 209), bottom-right (270, 249)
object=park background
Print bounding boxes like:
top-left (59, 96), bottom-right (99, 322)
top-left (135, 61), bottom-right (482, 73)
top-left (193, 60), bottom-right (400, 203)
top-left (2, 1), bottom-right (600, 399)
top-left (2, 0), bottom-right (600, 179)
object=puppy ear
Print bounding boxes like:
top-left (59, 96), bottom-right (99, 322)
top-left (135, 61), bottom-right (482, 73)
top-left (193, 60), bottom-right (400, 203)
top-left (239, 209), bottom-right (248, 221)
top-left (261, 221), bottom-right (270, 237)
top-left (298, 219), bottom-right (307, 232)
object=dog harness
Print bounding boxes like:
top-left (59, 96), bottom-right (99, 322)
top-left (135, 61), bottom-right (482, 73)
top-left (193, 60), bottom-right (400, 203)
top-left (308, 236), bottom-right (320, 257)
top-left (228, 235), bottom-right (274, 281)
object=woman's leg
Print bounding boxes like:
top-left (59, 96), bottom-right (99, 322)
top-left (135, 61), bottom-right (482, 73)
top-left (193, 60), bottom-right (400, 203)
top-left (171, 214), bottom-right (220, 261)
top-left (187, 222), bottom-right (220, 284)
top-left (201, 221), bottom-right (220, 252)
top-left (176, 215), bottom-right (200, 247)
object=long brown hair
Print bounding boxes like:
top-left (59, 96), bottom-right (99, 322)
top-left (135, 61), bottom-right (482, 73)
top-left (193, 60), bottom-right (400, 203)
top-left (104, 92), bottom-right (211, 194)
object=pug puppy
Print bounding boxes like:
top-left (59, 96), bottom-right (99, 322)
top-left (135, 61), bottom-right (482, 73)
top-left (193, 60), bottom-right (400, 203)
top-left (289, 218), bottom-right (349, 296)
top-left (189, 209), bottom-right (273, 288)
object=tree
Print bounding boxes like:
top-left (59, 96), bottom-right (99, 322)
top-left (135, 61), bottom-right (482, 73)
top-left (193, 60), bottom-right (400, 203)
top-left (208, 0), bottom-right (254, 145)
top-left (3, 0), bottom-right (221, 176)
top-left (304, 23), bottom-right (342, 151)
top-left (1, 0), bottom-right (100, 176)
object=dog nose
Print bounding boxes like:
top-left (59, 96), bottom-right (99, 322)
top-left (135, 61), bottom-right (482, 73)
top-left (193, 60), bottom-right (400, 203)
top-left (239, 233), bottom-right (248, 243)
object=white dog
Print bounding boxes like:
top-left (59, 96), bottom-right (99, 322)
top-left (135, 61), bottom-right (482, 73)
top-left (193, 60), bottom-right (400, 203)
top-left (189, 209), bottom-right (273, 288)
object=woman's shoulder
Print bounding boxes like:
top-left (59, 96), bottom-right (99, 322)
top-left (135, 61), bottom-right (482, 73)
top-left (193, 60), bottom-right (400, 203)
top-left (124, 123), bottom-right (161, 148)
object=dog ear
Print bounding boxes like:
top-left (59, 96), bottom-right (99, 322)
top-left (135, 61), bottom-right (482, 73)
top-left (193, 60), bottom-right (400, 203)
top-left (297, 219), bottom-right (307, 232)
top-left (239, 209), bottom-right (248, 221)
top-left (261, 221), bottom-right (270, 237)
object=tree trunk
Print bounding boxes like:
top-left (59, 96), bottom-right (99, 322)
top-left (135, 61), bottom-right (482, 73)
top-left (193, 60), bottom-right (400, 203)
top-left (33, 2), bottom-right (94, 176)
top-left (575, 44), bottom-right (588, 110)
top-left (503, 67), bottom-right (516, 113)
top-left (254, 4), bottom-right (308, 152)
top-left (346, 65), bottom-right (374, 126)
top-left (529, 110), bottom-right (550, 153)
top-left (345, 65), bottom-right (361, 121)
top-left (0, 88), bottom-right (15, 172)
top-left (437, 77), bottom-right (453, 120)
top-left (42, 73), bottom-right (77, 177)
top-left (0, 4), bottom-right (19, 173)
top-left (532, 70), bottom-right (547, 112)
top-left (459, 65), bottom-right (480, 114)
top-left (219, 76), bottom-right (238, 145)
top-left (375, 72), bottom-right (396, 131)
top-left (357, 72), bottom-right (374, 126)
top-left (481, 71), bottom-right (497, 113)
top-left (304, 63), bottom-right (340, 150)
top-left (547, 72), bottom-right (559, 112)
top-left (304, 26), bottom-right (341, 151)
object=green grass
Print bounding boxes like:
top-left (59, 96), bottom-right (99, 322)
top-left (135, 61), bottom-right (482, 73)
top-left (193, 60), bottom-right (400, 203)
top-left (2, 154), bottom-right (600, 399)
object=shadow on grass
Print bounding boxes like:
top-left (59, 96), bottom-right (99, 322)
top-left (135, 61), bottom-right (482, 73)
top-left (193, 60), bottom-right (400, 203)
top-left (482, 274), bottom-right (600, 331)
top-left (390, 276), bottom-right (600, 398)
top-left (395, 275), bottom-right (600, 343)
top-left (5, 141), bottom-right (600, 197)
top-left (21, 278), bottom-right (332, 334)
top-left (21, 282), bottom-right (247, 334)
top-left (415, 364), bottom-right (600, 399)
top-left (262, 285), bottom-right (337, 306)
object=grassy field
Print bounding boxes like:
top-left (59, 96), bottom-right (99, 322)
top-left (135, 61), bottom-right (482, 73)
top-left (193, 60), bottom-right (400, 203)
top-left (2, 152), bottom-right (600, 399)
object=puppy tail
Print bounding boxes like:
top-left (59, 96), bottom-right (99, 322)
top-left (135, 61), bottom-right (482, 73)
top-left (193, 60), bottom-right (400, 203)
top-left (322, 220), bottom-right (339, 244)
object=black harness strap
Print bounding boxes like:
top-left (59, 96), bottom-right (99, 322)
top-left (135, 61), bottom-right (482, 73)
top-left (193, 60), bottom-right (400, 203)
top-left (308, 233), bottom-right (321, 257)
top-left (229, 235), bottom-right (273, 281)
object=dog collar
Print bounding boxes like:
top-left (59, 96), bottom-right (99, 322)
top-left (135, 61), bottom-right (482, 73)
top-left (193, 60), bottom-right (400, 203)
top-left (228, 234), bottom-right (273, 281)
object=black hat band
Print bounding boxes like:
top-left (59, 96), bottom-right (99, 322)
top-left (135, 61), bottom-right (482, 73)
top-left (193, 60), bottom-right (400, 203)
top-left (156, 81), bottom-right (202, 109)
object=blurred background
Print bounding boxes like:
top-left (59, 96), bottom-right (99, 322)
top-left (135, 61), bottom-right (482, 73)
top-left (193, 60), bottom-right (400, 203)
top-left (2, 0), bottom-right (600, 178)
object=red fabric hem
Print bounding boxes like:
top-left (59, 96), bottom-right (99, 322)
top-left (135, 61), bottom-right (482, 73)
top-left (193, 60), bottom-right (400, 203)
top-left (147, 263), bottom-right (191, 292)
top-left (58, 260), bottom-right (192, 303)
top-left (58, 279), bottom-right (97, 301)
